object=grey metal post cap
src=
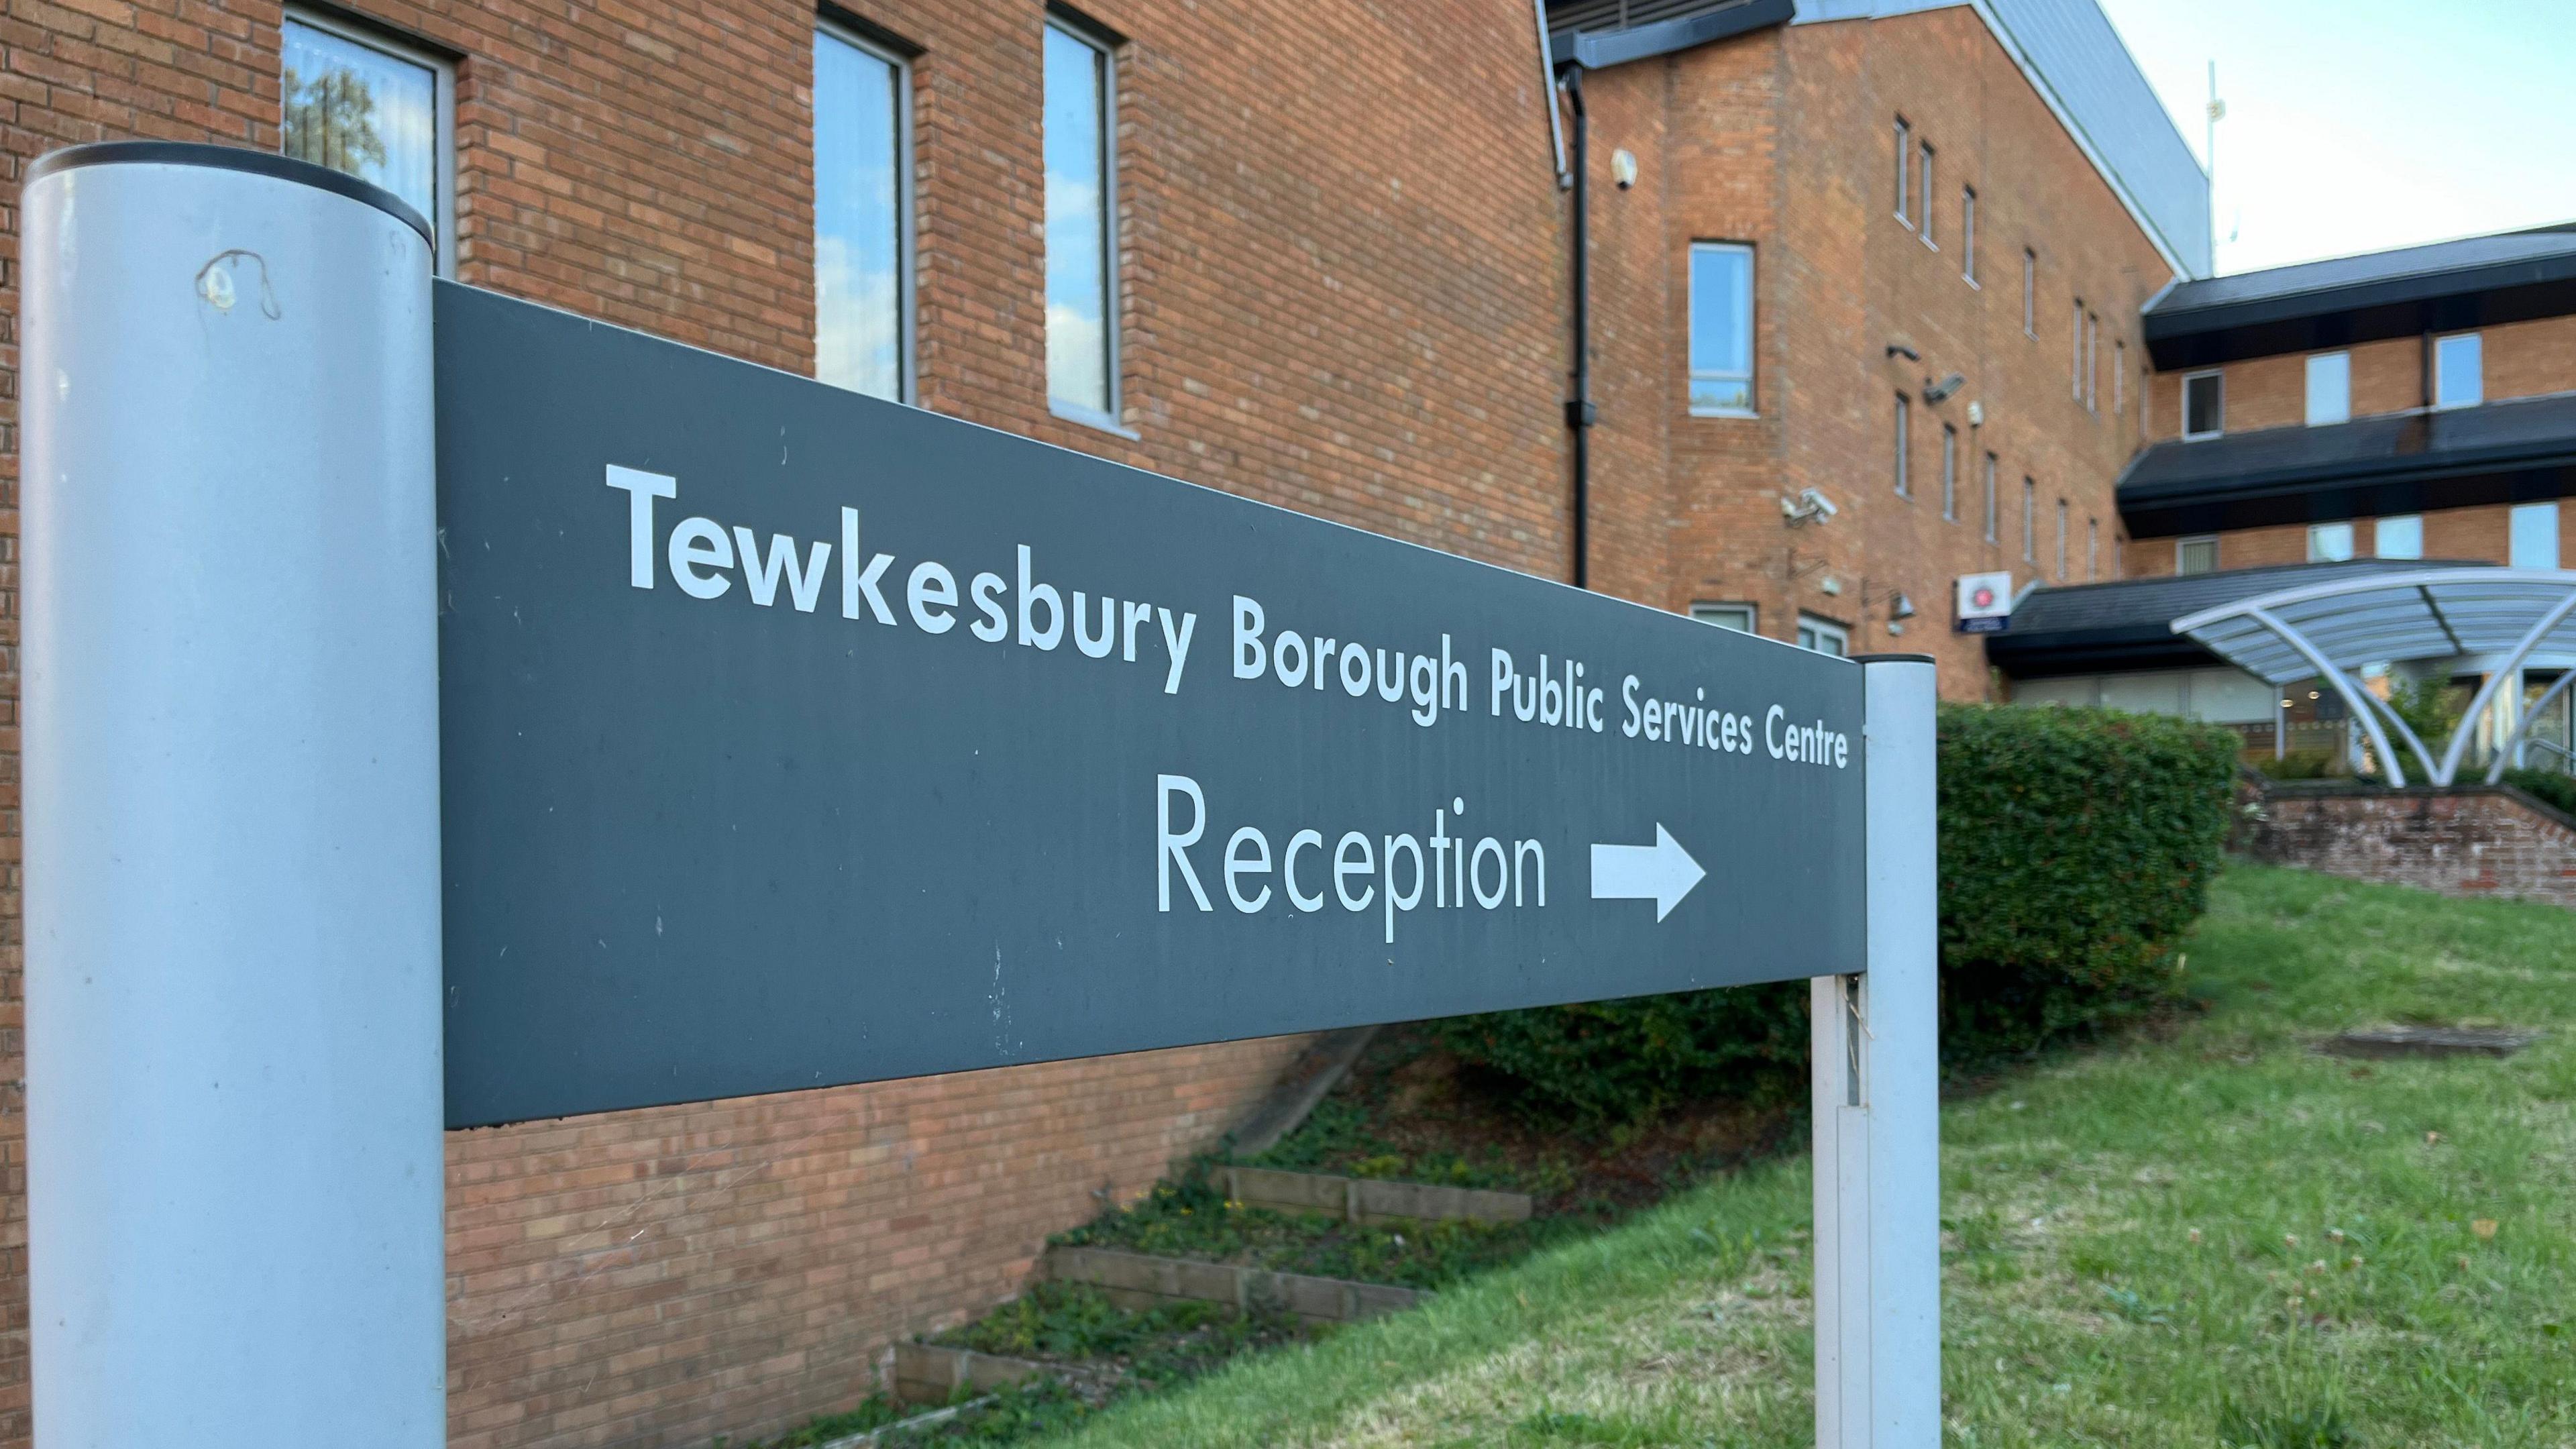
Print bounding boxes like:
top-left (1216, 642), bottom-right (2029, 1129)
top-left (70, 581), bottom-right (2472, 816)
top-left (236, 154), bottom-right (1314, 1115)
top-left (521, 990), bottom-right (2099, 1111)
top-left (27, 140), bottom-right (433, 248)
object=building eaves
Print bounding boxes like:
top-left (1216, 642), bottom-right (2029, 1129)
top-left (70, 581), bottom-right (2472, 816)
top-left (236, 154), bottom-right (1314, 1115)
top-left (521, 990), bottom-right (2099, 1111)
top-left (1547, 0), bottom-right (1792, 70)
top-left (2116, 392), bottom-right (2576, 539)
top-left (2142, 225), bottom-right (2576, 368)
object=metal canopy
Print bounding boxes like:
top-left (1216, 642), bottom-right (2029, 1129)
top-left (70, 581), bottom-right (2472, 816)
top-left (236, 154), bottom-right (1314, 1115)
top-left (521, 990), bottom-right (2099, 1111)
top-left (2171, 566), bottom-right (2576, 786)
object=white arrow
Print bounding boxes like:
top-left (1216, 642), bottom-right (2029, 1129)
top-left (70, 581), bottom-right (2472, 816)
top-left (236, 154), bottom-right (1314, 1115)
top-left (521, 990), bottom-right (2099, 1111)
top-left (1589, 824), bottom-right (1706, 922)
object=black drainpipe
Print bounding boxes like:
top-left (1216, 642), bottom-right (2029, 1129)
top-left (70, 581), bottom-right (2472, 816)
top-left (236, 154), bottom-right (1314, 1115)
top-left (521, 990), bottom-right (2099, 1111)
top-left (1559, 61), bottom-right (1593, 590)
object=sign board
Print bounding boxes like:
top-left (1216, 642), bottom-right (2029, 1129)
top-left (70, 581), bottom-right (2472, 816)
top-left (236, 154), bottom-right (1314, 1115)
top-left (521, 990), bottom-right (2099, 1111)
top-left (435, 283), bottom-right (1868, 1128)
top-left (1955, 570), bottom-right (2013, 635)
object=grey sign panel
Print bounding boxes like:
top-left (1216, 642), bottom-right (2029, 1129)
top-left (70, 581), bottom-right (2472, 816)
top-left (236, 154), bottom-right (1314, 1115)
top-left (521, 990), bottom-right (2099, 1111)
top-left (435, 282), bottom-right (1867, 1128)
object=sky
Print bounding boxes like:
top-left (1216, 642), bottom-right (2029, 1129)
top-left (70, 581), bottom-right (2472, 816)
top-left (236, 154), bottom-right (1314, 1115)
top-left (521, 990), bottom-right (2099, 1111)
top-left (2094, 0), bottom-right (2576, 276)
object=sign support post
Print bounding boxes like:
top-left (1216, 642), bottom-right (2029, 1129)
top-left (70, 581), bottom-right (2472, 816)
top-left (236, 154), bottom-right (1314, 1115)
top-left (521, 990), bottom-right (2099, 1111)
top-left (21, 149), bottom-right (448, 1445)
top-left (1812, 654), bottom-right (1940, 1448)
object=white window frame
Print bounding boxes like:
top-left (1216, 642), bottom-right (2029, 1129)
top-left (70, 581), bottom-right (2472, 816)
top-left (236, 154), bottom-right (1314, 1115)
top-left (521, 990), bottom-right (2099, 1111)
top-left (1043, 13), bottom-right (1127, 435)
top-left (813, 17), bottom-right (917, 405)
top-left (2087, 517), bottom-right (2099, 580)
top-left (1691, 602), bottom-right (1757, 634)
top-left (282, 5), bottom-right (456, 278)
top-left (2374, 514), bottom-right (2423, 560)
top-left (2511, 500), bottom-right (2559, 569)
top-left (1686, 240), bottom-right (1756, 419)
top-left (1918, 143), bottom-right (1937, 250)
top-left (2021, 478), bottom-right (2035, 564)
top-left (2084, 311), bottom-right (2098, 412)
top-left (1892, 117), bottom-right (1911, 226)
top-left (2304, 351), bottom-right (2351, 427)
top-left (2175, 534), bottom-right (2219, 575)
top-left (1796, 614), bottom-right (1849, 657)
top-left (2434, 331), bottom-right (2483, 411)
top-left (1982, 451), bottom-right (1998, 543)
top-left (2021, 248), bottom-right (2036, 337)
top-left (2055, 498), bottom-right (2068, 579)
top-left (1960, 186), bottom-right (1977, 286)
top-left (2306, 520), bottom-right (2355, 563)
top-left (2070, 299), bottom-right (2084, 400)
top-left (2182, 369), bottom-right (2224, 440)
top-left (1892, 392), bottom-right (1910, 497)
top-left (2113, 340), bottom-right (2125, 416)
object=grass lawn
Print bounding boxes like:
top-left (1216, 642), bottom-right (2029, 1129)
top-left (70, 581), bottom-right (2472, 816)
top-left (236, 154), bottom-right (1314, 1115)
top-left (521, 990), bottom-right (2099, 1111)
top-left (1028, 865), bottom-right (2576, 1448)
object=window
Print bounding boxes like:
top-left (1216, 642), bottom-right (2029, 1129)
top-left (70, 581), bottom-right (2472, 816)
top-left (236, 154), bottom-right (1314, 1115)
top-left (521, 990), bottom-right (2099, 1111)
top-left (2175, 535), bottom-right (2218, 575)
top-left (2375, 515), bottom-right (2423, 559)
top-left (2435, 332), bottom-right (2483, 410)
top-left (1982, 452), bottom-right (1998, 542)
top-left (2070, 299), bottom-right (2084, 400)
top-left (1960, 186), bottom-right (1977, 284)
top-left (2084, 311), bottom-right (2099, 411)
top-left (1940, 425), bottom-right (1957, 521)
top-left (1688, 242), bottom-right (1755, 415)
top-left (2182, 370), bottom-right (2224, 439)
top-left (2087, 517), bottom-right (2099, 580)
top-left (2021, 478), bottom-right (2035, 563)
top-left (1044, 17), bottom-right (1118, 424)
top-left (280, 11), bottom-right (453, 272)
top-left (2021, 249), bottom-right (2036, 337)
top-left (814, 23), bottom-right (912, 402)
top-left (2307, 521), bottom-right (2355, 562)
top-left (1892, 394), bottom-right (1910, 496)
top-left (1893, 118), bottom-right (1912, 225)
top-left (2055, 498), bottom-right (2068, 579)
top-left (2511, 501), bottom-right (2559, 568)
top-left (2304, 352), bottom-right (2350, 427)
top-left (2114, 340), bottom-right (2126, 415)
top-left (1797, 615), bottom-right (1849, 657)
top-left (1918, 144), bottom-right (1936, 248)
top-left (1692, 602), bottom-right (1756, 633)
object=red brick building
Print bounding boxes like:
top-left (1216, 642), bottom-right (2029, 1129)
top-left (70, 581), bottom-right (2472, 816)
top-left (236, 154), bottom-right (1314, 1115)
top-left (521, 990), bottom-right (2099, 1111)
top-left (0, 1), bottom-right (1572, 1444)
top-left (1545, 0), bottom-right (2210, 699)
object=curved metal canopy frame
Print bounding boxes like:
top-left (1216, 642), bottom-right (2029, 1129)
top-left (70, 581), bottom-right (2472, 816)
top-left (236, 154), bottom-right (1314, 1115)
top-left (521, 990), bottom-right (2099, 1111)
top-left (2171, 567), bottom-right (2576, 788)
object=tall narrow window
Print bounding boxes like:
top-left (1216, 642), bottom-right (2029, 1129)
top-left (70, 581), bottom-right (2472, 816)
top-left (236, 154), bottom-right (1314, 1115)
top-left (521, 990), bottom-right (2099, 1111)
top-left (1960, 186), bottom-right (1977, 284)
top-left (1940, 425), bottom-right (1957, 521)
top-left (814, 23), bottom-right (911, 402)
top-left (2305, 352), bottom-right (2351, 426)
top-left (2512, 501), bottom-right (2559, 568)
top-left (2307, 521), bottom-right (2355, 562)
top-left (2071, 299), bottom-right (2084, 400)
top-left (1893, 118), bottom-right (1912, 225)
top-left (2021, 249), bottom-right (2036, 337)
top-left (1688, 241), bottom-right (1755, 415)
top-left (2055, 498), bottom-right (2068, 579)
top-left (2084, 311), bottom-right (2099, 411)
top-left (2435, 332), bottom-right (2483, 409)
top-left (2176, 535), bottom-right (2218, 575)
top-left (2182, 370), bottom-right (2224, 439)
top-left (281, 10), bottom-right (453, 271)
top-left (1892, 394), bottom-right (1911, 496)
top-left (1981, 452), bottom-right (1998, 542)
top-left (2375, 515), bottom-right (2423, 559)
top-left (2114, 341), bottom-right (2126, 415)
top-left (1044, 19), bottom-right (1116, 422)
top-left (2022, 478), bottom-right (2035, 564)
top-left (2087, 518), bottom-right (2099, 580)
top-left (1918, 144), bottom-right (1937, 248)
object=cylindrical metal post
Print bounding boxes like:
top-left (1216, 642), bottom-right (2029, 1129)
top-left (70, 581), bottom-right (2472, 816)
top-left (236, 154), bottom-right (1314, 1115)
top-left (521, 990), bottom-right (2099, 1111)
top-left (1813, 654), bottom-right (1940, 1449)
top-left (23, 144), bottom-right (444, 1444)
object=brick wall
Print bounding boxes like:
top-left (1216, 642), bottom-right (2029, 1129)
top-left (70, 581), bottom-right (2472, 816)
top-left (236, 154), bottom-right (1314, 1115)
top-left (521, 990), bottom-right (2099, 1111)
top-left (1572, 7), bottom-right (2179, 701)
top-left (2147, 313), bottom-right (2576, 447)
top-left (2121, 498), bottom-right (2576, 579)
top-left (0, 1), bottom-right (1572, 1444)
top-left (2244, 781), bottom-right (2576, 911)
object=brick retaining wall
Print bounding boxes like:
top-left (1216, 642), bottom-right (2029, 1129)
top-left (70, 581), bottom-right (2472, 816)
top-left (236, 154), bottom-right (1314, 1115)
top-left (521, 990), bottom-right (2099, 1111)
top-left (2241, 780), bottom-right (2576, 908)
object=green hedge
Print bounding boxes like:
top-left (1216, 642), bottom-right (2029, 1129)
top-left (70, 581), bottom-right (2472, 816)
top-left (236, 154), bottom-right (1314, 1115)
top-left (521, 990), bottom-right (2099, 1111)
top-left (1434, 704), bottom-right (2241, 1122)
top-left (2502, 767), bottom-right (2576, 819)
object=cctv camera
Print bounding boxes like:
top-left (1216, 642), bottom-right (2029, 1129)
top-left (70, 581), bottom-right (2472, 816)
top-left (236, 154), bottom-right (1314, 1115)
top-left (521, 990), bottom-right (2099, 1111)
top-left (1923, 372), bottom-right (1967, 405)
top-left (1611, 149), bottom-right (1638, 190)
top-left (1782, 487), bottom-right (1839, 525)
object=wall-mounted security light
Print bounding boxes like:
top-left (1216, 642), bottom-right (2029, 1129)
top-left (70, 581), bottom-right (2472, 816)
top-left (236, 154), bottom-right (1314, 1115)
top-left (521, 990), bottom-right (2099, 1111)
top-left (1890, 592), bottom-right (1917, 621)
top-left (1884, 341), bottom-right (1921, 362)
top-left (1611, 149), bottom-right (1638, 189)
